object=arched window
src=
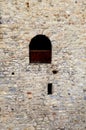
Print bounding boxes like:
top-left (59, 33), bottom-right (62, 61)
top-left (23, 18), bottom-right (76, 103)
top-left (29, 35), bottom-right (52, 63)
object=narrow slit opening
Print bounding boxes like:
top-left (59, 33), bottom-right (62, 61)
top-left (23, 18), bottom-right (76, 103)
top-left (48, 83), bottom-right (52, 95)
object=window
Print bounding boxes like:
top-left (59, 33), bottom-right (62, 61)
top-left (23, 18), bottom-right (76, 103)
top-left (48, 83), bottom-right (52, 94)
top-left (29, 35), bottom-right (52, 63)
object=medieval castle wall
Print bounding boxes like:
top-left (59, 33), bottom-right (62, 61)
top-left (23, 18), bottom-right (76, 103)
top-left (0, 0), bottom-right (86, 130)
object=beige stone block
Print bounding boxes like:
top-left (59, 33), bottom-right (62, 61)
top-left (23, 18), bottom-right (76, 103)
top-left (24, 126), bottom-right (35, 130)
top-left (0, 90), bottom-right (7, 95)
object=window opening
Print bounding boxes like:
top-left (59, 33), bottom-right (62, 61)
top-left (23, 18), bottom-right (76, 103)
top-left (48, 83), bottom-right (52, 94)
top-left (29, 35), bottom-right (52, 63)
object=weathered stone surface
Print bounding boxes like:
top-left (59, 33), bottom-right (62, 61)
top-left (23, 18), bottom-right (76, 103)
top-left (24, 127), bottom-right (35, 130)
top-left (0, 0), bottom-right (86, 130)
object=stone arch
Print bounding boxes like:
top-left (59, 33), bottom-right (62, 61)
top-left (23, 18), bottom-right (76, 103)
top-left (29, 34), bottom-right (52, 63)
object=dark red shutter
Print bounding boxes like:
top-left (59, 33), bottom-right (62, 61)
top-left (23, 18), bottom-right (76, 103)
top-left (30, 50), bottom-right (51, 63)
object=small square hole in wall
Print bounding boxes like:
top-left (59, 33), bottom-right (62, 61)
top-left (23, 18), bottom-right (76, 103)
top-left (12, 72), bottom-right (14, 75)
top-left (48, 83), bottom-right (52, 95)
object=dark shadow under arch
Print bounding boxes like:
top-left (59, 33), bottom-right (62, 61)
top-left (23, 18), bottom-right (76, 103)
top-left (29, 35), bottom-right (52, 63)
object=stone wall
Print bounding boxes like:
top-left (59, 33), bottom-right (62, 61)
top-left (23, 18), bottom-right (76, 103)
top-left (0, 0), bottom-right (86, 130)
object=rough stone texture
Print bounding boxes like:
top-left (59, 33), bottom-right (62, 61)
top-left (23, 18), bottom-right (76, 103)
top-left (0, 0), bottom-right (86, 130)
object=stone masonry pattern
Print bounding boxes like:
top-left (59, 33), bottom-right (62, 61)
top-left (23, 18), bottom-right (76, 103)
top-left (0, 0), bottom-right (86, 130)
